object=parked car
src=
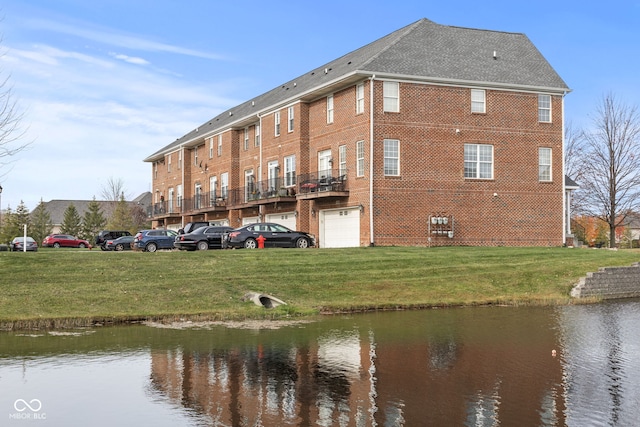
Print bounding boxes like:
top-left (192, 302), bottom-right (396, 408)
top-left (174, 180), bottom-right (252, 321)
top-left (104, 235), bottom-right (135, 251)
top-left (95, 230), bottom-right (132, 250)
top-left (223, 223), bottom-right (315, 249)
top-left (174, 226), bottom-right (234, 251)
top-left (132, 229), bottom-right (178, 252)
top-left (10, 236), bottom-right (38, 252)
top-left (178, 221), bottom-right (217, 235)
top-left (42, 234), bottom-right (91, 249)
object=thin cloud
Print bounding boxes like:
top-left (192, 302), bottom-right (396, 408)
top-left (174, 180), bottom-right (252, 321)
top-left (109, 52), bottom-right (150, 66)
top-left (24, 17), bottom-right (226, 61)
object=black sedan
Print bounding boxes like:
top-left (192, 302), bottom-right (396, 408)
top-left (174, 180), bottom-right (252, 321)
top-left (104, 235), bottom-right (135, 251)
top-left (10, 236), bottom-right (38, 252)
top-left (223, 223), bottom-right (315, 249)
top-left (174, 226), bottom-right (234, 251)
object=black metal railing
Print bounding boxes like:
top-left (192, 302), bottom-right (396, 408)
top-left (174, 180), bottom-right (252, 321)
top-left (297, 169), bottom-right (347, 194)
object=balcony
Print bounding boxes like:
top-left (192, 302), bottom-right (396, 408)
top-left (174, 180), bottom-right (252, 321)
top-left (227, 178), bottom-right (297, 207)
top-left (297, 170), bottom-right (348, 199)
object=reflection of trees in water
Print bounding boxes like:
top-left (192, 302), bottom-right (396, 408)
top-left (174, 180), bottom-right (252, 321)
top-left (428, 338), bottom-right (458, 370)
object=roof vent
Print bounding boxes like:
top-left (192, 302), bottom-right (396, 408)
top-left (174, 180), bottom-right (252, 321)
top-left (493, 50), bottom-right (497, 60)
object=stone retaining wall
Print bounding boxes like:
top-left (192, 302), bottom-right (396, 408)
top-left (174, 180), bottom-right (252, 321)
top-left (571, 263), bottom-right (640, 299)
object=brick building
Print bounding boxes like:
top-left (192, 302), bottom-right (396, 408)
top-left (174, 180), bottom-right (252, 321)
top-left (144, 18), bottom-right (570, 247)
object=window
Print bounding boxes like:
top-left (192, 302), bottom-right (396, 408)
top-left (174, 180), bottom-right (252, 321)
top-left (255, 124), bottom-right (261, 147)
top-left (287, 106), bottom-right (294, 132)
top-left (383, 139), bottom-right (400, 176)
top-left (356, 83), bottom-right (365, 114)
top-left (274, 111), bottom-right (281, 136)
top-left (167, 154), bottom-right (171, 173)
top-left (339, 145), bottom-right (347, 176)
top-left (464, 144), bottom-right (494, 179)
top-left (154, 162), bottom-right (158, 179)
top-left (209, 138), bottom-right (214, 158)
top-left (356, 140), bottom-right (365, 177)
top-left (209, 176), bottom-right (217, 205)
top-left (244, 127), bottom-right (249, 150)
top-left (383, 81), bottom-right (399, 112)
top-left (177, 184), bottom-right (183, 207)
top-left (284, 155), bottom-right (296, 187)
top-left (539, 147), bottom-right (552, 181)
top-left (217, 135), bottom-right (222, 156)
top-left (178, 150), bottom-right (182, 170)
top-left (194, 146), bottom-right (198, 166)
top-left (194, 183), bottom-right (202, 209)
top-left (538, 94), bottom-right (551, 122)
top-left (471, 89), bottom-right (486, 113)
top-left (268, 161), bottom-right (279, 191)
top-left (220, 173), bottom-right (229, 199)
top-left (327, 95), bottom-right (334, 124)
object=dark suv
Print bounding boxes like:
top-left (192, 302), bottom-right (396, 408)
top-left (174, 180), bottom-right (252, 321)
top-left (95, 230), bottom-right (132, 250)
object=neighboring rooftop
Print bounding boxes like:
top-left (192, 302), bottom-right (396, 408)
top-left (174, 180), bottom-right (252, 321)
top-left (145, 18), bottom-right (570, 162)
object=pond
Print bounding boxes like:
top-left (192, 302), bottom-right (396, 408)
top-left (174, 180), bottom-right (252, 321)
top-left (1, 300), bottom-right (640, 426)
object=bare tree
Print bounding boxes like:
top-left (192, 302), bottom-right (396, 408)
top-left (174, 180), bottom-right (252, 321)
top-left (579, 93), bottom-right (640, 247)
top-left (0, 42), bottom-right (29, 174)
top-left (100, 177), bottom-right (130, 201)
top-left (564, 121), bottom-right (588, 215)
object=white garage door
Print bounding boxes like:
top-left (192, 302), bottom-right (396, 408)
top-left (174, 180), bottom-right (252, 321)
top-left (320, 207), bottom-right (360, 248)
top-left (242, 216), bottom-right (260, 226)
top-left (266, 212), bottom-right (297, 230)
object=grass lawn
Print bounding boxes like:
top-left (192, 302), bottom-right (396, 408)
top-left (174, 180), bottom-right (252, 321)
top-left (1, 246), bottom-right (639, 330)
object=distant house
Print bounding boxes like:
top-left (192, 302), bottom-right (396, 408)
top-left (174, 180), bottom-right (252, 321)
top-left (144, 18), bottom-right (571, 247)
top-left (38, 192), bottom-right (152, 234)
top-left (617, 212), bottom-right (640, 246)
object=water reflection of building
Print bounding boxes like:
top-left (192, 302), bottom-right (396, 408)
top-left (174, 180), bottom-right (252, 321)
top-left (149, 323), bottom-right (566, 426)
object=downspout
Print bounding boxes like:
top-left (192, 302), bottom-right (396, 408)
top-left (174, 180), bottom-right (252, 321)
top-left (369, 75), bottom-right (375, 246)
top-left (181, 145), bottom-right (186, 229)
top-left (561, 92), bottom-right (567, 244)
top-left (258, 113), bottom-right (264, 222)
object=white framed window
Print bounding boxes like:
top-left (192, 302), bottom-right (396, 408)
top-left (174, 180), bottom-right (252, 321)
top-left (209, 138), bottom-right (214, 158)
top-left (194, 183), bottom-right (202, 209)
top-left (471, 89), bottom-right (486, 113)
top-left (339, 145), bottom-right (347, 176)
top-left (538, 94), bottom-right (551, 122)
top-left (383, 81), bottom-right (399, 112)
top-left (274, 111), bottom-right (281, 136)
top-left (356, 140), bottom-right (365, 177)
top-left (255, 124), bottom-right (261, 146)
top-left (383, 139), bottom-right (400, 176)
top-left (539, 147), bottom-right (552, 181)
top-left (154, 162), bottom-right (158, 179)
top-left (287, 106), bottom-right (294, 132)
top-left (177, 184), bottom-right (183, 207)
top-left (168, 188), bottom-right (174, 213)
top-left (244, 127), bottom-right (249, 150)
top-left (217, 135), bottom-right (222, 156)
top-left (284, 155), bottom-right (296, 187)
top-left (327, 95), bottom-right (334, 124)
top-left (464, 143), bottom-right (494, 179)
top-left (209, 175), bottom-right (217, 205)
top-left (220, 172), bottom-right (228, 199)
top-left (356, 83), bottom-right (365, 114)
top-left (267, 160), bottom-right (279, 191)
top-left (194, 146), bottom-right (198, 166)
top-left (245, 169), bottom-right (255, 201)
top-left (178, 150), bottom-right (182, 170)
top-left (167, 154), bottom-right (171, 173)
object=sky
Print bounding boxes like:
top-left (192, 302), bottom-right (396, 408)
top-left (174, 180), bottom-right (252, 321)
top-left (0, 0), bottom-right (639, 211)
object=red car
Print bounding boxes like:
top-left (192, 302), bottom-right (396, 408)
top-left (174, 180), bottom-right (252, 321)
top-left (42, 234), bottom-right (91, 249)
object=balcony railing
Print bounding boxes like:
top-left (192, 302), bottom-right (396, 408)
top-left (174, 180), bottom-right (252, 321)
top-left (148, 170), bottom-right (348, 219)
top-left (297, 169), bottom-right (347, 195)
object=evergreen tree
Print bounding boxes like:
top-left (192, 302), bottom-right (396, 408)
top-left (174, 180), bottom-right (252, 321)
top-left (31, 199), bottom-right (53, 243)
top-left (81, 197), bottom-right (106, 241)
top-left (107, 193), bottom-right (134, 231)
top-left (0, 202), bottom-right (30, 244)
top-left (60, 203), bottom-right (82, 237)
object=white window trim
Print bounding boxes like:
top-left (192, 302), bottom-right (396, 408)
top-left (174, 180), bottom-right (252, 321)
top-left (383, 139), bottom-right (400, 176)
top-left (464, 143), bottom-right (494, 179)
top-left (538, 94), bottom-right (552, 123)
top-left (217, 135), bottom-right (222, 156)
top-left (383, 81), bottom-right (399, 113)
top-left (539, 147), bottom-right (552, 181)
top-left (356, 83), bottom-right (365, 114)
top-left (274, 111), bottom-right (281, 136)
top-left (339, 145), bottom-right (347, 176)
top-left (327, 95), bottom-right (334, 124)
top-left (255, 124), bottom-right (261, 147)
top-left (356, 140), bottom-right (365, 177)
top-left (287, 106), bottom-right (294, 132)
top-left (471, 89), bottom-right (486, 113)
top-left (209, 138), bottom-right (214, 158)
top-left (244, 127), bottom-right (249, 150)
top-left (284, 155), bottom-right (296, 187)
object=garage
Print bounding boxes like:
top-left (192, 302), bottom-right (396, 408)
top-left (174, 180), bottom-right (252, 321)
top-left (320, 207), bottom-right (360, 248)
top-left (266, 212), bottom-right (297, 230)
top-left (242, 216), bottom-right (260, 226)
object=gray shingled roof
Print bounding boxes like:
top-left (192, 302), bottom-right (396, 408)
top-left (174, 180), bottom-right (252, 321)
top-left (38, 192), bottom-right (152, 225)
top-left (145, 18), bottom-right (569, 162)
